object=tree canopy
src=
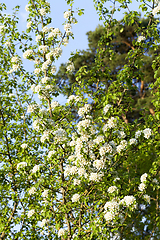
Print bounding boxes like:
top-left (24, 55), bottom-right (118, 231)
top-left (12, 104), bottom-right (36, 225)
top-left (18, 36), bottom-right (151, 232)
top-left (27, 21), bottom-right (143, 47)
top-left (0, 0), bottom-right (159, 239)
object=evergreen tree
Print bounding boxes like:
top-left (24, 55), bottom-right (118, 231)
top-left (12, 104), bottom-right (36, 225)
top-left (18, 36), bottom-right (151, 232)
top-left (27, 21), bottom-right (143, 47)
top-left (56, 18), bottom-right (160, 122)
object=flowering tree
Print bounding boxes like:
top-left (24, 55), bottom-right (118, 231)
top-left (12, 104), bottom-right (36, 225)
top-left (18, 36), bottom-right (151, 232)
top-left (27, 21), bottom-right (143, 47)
top-left (0, 0), bottom-right (159, 239)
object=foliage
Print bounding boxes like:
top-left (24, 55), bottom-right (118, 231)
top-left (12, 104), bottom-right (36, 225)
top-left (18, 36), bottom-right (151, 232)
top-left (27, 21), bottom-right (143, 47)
top-left (0, 0), bottom-right (159, 239)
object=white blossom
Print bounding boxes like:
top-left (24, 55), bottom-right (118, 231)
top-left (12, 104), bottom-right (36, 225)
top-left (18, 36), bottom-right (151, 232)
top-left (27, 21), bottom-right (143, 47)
top-left (51, 65), bottom-right (57, 74)
top-left (31, 165), bottom-right (40, 174)
top-left (104, 211), bottom-right (115, 221)
top-left (71, 193), bottom-right (80, 202)
top-left (89, 172), bottom-right (103, 182)
top-left (21, 143), bottom-right (28, 149)
top-left (58, 228), bottom-right (65, 237)
top-left (143, 128), bottom-right (152, 139)
top-left (78, 104), bottom-right (92, 117)
top-left (108, 186), bottom-right (118, 194)
top-left (27, 21), bottom-right (32, 28)
top-left (25, 4), bottom-right (29, 12)
top-left (64, 23), bottom-right (72, 32)
top-left (67, 62), bottom-right (75, 72)
top-left (144, 194), bottom-right (150, 204)
top-left (47, 150), bottom-right (55, 158)
top-left (129, 138), bottom-right (137, 145)
top-left (0, 25), bottom-right (5, 33)
top-left (42, 26), bottom-right (49, 33)
top-left (78, 167), bottom-right (86, 176)
top-left (36, 35), bottom-right (42, 42)
top-left (73, 179), bottom-right (81, 185)
top-left (152, 3), bottom-right (160, 16)
top-left (41, 77), bottom-right (50, 83)
top-left (138, 183), bottom-right (146, 191)
top-left (137, 36), bottom-right (146, 42)
top-left (29, 187), bottom-right (36, 195)
top-left (104, 200), bottom-right (119, 212)
top-left (54, 128), bottom-right (67, 142)
top-left (93, 159), bottom-right (104, 170)
top-left (135, 130), bottom-right (142, 138)
top-left (39, 45), bottom-right (48, 53)
top-left (121, 195), bottom-right (136, 207)
top-left (23, 49), bottom-right (33, 59)
top-left (64, 11), bottom-right (71, 19)
top-left (27, 104), bottom-right (38, 113)
top-left (103, 104), bottom-right (112, 114)
top-left (39, 8), bottom-right (47, 16)
top-left (17, 162), bottom-right (27, 170)
top-left (40, 219), bottom-right (48, 227)
top-left (28, 209), bottom-right (35, 218)
top-left (42, 189), bottom-right (49, 198)
top-left (5, 41), bottom-right (12, 47)
top-left (140, 173), bottom-right (148, 182)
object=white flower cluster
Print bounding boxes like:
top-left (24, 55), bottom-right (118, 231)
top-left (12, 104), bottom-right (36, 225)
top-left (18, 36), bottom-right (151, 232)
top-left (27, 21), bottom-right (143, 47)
top-left (120, 195), bottom-right (136, 207)
top-left (135, 130), bottom-right (142, 138)
top-left (129, 138), bottom-right (137, 145)
top-left (143, 194), bottom-right (150, 204)
top-left (103, 104), bottom-right (112, 114)
top-left (0, 25), bottom-right (5, 33)
top-left (108, 186), bottom-right (118, 194)
top-left (103, 117), bottom-right (117, 131)
top-left (66, 61), bottom-right (75, 72)
top-left (77, 119), bottom-right (91, 132)
top-left (39, 8), bottom-right (47, 16)
top-left (36, 34), bottom-right (42, 42)
top-left (64, 23), bottom-right (72, 35)
top-left (104, 199), bottom-right (119, 222)
top-left (67, 95), bottom-right (81, 103)
top-left (58, 228), bottom-right (65, 237)
top-left (17, 162), bottom-right (27, 170)
top-left (104, 195), bottom-right (136, 222)
top-left (42, 26), bottom-right (49, 33)
top-left (71, 193), bottom-right (80, 202)
top-left (64, 165), bottom-right (78, 177)
top-left (48, 28), bottom-right (62, 38)
top-left (21, 143), bottom-right (28, 149)
top-left (137, 36), bottom-right (146, 43)
top-left (78, 104), bottom-right (92, 117)
top-left (99, 143), bottom-right (113, 156)
top-left (64, 11), bottom-right (72, 19)
top-left (93, 135), bottom-right (104, 144)
top-left (40, 219), bottom-right (48, 227)
top-left (27, 104), bottom-right (38, 113)
top-left (29, 187), bottom-right (36, 195)
top-left (54, 128), bottom-right (67, 142)
top-left (40, 130), bottom-right (51, 143)
top-left (93, 159), bottom-right (104, 170)
top-left (47, 150), bottom-right (55, 158)
top-left (39, 45), bottom-right (48, 53)
top-left (42, 189), bottom-right (49, 198)
top-left (31, 165), bottom-right (40, 174)
top-left (27, 21), bottom-right (32, 29)
top-left (23, 50), bottom-right (33, 59)
top-left (11, 56), bottom-right (21, 63)
top-left (140, 173), bottom-right (147, 182)
top-left (25, 4), bottom-right (30, 12)
top-left (152, 3), bottom-right (160, 15)
top-left (116, 140), bottom-right (127, 153)
top-left (143, 128), bottom-right (152, 139)
top-left (28, 209), bottom-right (35, 218)
top-left (138, 173), bottom-right (147, 191)
top-left (89, 172), bottom-right (103, 182)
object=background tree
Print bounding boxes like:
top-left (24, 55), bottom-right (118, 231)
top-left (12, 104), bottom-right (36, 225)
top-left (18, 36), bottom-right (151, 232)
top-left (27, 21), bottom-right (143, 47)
top-left (56, 17), bottom-right (160, 122)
